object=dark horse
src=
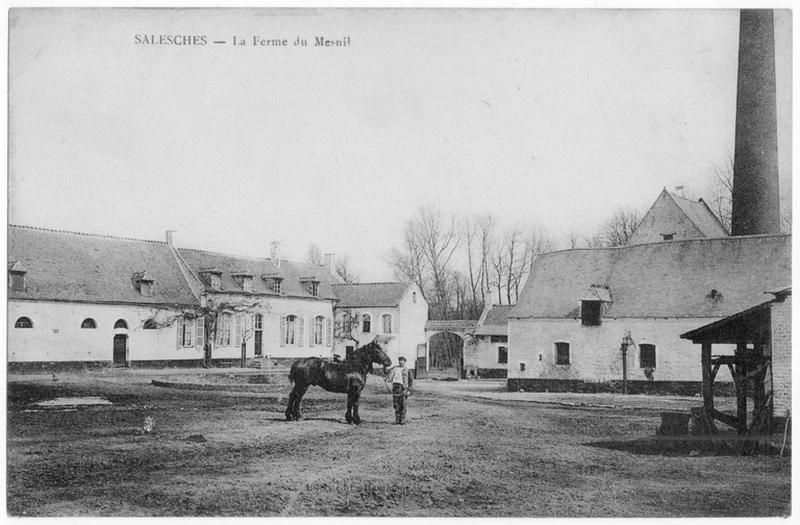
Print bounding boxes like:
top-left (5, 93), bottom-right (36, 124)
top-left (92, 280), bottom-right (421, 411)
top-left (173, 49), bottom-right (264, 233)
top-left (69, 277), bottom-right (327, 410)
top-left (285, 336), bottom-right (392, 424)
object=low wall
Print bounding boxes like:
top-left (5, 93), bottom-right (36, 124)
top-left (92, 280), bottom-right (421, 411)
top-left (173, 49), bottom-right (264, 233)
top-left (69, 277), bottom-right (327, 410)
top-left (507, 378), bottom-right (736, 397)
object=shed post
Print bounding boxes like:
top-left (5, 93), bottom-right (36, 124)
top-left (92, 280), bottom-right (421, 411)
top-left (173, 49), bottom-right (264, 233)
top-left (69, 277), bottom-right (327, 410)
top-left (701, 342), bottom-right (714, 412)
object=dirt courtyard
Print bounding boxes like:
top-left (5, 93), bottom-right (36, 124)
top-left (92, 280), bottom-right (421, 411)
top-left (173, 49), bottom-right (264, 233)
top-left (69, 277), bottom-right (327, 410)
top-left (6, 372), bottom-right (791, 517)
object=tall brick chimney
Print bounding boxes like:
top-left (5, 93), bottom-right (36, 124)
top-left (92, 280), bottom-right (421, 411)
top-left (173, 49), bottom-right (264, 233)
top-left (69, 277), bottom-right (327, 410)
top-left (731, 9), bottom-right (780, 236)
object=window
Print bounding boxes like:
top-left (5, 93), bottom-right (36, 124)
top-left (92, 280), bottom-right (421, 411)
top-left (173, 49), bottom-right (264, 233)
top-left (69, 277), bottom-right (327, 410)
top-left (140, 281), bottom-right (153, 297)
top-left (178, 317), bottom-right (194, 347)
top-left (143, 319), bottom-right (158, 329)
top-left (218, 314), bottom-right (232, 346)
top-left (114, 319), bottom-right (128, 329)
top-left (581, 300), bottom-right (602, 326)
top-left (272, 278), bottom-right (283, 294)
top-left (362, 314), bottom-right (371, 333)
top-left (661, 233), bottom-right (674, 241)
top-left (310, 281), bottom-right (319, 297)
top-left (14, 316), bottom-right (33, 328)
top-left (285, 315), bottom-right (296, 345)
top-left (254, 314), bottom-right (263, 331)
top-left (640, 344), bottom-right (657, 369)
top-left (9, 272), bottom-right (25, 291)
top-left (242, 276), bottom-right (253, 292)
top-left (519, 362), bottom-right (526, 372)
top-left (314, 316), bottom-right (324, 345)
top-left (412, 292), bottom-right (417, 303)
top-left (498, 346), bottom-right (508, 364)
top-left (491, 335), bottom-right (508, 343)
top-left (382, 314), bottom-right (392, 334)
top-left (555, 342), bottom-right (570, 365)
top-left (81, 318), bottom-right (97, 329)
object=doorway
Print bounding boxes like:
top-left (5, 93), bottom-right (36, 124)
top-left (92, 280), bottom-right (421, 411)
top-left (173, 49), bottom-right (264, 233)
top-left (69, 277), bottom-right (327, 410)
top-left (113, 334), bottom-right (128, 367)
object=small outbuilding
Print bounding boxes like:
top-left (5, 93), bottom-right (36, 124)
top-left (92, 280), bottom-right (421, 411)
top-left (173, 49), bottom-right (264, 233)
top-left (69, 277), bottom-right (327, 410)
top-left (680, 287), bottom-right (791, 434)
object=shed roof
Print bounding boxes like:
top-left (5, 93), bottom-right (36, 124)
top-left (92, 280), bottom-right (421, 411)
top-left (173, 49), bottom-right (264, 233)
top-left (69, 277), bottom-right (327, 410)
top-left (8, 225), bottom-right (197, 306)
top-left (473, 304), bottom-right (514, 336)
top-left (511, 234), bottom-right (791, 320)
top-left (331, 282), bottom-right (410, 308)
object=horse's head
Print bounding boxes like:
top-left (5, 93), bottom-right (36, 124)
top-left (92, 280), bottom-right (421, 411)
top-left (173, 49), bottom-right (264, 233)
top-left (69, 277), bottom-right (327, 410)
top-left (371, 335), bottom-right (394, 371)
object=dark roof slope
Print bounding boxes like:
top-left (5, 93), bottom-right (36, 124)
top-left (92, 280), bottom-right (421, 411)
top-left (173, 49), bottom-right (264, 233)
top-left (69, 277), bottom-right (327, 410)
top-left (669, 192), bottom-right (729, 238)
top-left (8, 225), bottom-right (197, 305)
top-left (473, 304), bottom-right (514, 335)
top-left (331, 282), bottom-right (410, 308)
top-left (177, 248), bottom-right (339, 300)
top-left (511, 234), bottom-right (791, 319)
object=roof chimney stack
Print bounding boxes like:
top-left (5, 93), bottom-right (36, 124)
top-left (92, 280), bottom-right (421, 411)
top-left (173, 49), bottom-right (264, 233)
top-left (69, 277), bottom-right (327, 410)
top-left (270, 241), bottom-right (281, 268)
top-left (324, 253), bottom-right (336, 274)
top-left (731, 9), bottom-right (780, 236)
top-left (165, 230), bottom-right (175, 246)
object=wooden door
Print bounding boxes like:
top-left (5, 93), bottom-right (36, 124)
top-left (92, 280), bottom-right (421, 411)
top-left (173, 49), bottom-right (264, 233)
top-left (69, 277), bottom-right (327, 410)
top-left (113, 334), bottom-right (127, 367)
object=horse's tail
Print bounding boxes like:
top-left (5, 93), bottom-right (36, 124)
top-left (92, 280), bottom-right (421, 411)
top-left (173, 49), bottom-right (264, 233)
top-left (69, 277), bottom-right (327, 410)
top-left (288, 361), bottom-right (297, 384)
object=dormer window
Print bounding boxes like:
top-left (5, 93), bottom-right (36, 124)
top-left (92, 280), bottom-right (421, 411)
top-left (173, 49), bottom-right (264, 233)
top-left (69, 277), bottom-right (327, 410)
top-left (131, 271), bottom-right (154, 297)
top-left (231, 271), bottom-right (254, 292)
top-left (8, 261), bottom-right (27, 292)
top-left (262, 273), bottom-right (283, 294)
top-left (579, 285), bottom-right (611, 327)
top-left (300, 276), bottom-right (320, 297)
top-left (199, 267), bottom-right (223, 291)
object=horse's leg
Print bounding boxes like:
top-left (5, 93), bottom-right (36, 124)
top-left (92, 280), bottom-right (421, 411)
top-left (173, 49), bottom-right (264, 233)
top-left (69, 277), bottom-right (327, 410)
top-left (351, 387), bottom-right (363, 425)
top-left (345, 391), bottom-right (354, 424)
top-left (293, 385), bottom-right (309, 420)
top-left (285, 384), bottom-right (300, 420)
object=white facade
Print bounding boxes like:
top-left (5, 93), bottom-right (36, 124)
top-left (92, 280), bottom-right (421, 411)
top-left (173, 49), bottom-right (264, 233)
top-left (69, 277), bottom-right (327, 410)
top-left (333, 285), bottom-right (428, 368)
top-left (508, 317), bottom-right (736, 383)
top-left (8, 299), bottom-right (197, 363)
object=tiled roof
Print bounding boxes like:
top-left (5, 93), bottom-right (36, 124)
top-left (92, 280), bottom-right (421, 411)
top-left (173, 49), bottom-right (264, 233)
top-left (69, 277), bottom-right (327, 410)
top-left (8, 225), bottom-right (197, 305)
top-left (511, 234), bottom-right (791, 319)
top-left (668, 192), bottom-right (729, 238)
top-left (177, 248), bottom-right (339, 300)
top-left (473, 304), bottom-right (514, 336)
top-left (331, 282), bottom-right (410, 308)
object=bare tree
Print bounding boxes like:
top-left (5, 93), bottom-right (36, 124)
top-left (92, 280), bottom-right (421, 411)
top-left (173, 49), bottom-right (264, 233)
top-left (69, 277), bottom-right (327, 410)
top-left (387, 221), bottom-right (427, 298)
top-left (306, 243), bottom-right (323, 265)
top-left (415, 206), bottom-right (462, 319)
top-left (600, 208), bottom-right (642, 247)
top-left (335, 254), bottom-right (360, 283)
top-left (705, 156), bottom-right (734, 233)
top-left (476, 214), bottom-right (495, 306)
top-left (582, 234), bottom-right (606, 248)
top-left (567, 231), bottom-right (580, 249)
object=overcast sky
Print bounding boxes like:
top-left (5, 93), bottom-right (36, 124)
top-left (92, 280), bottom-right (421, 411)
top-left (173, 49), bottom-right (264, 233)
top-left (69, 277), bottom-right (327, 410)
top-left (8, 8), bottom-right (793, 281)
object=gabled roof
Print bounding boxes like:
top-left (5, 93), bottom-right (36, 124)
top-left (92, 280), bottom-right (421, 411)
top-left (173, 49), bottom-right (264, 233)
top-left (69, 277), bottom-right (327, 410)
top-left (8, 225), bottom-right (197, 305)
top-left (473, 304), bottom-right (514, 336)
top-left (511, 233), bottom-right (791, 320)
top-left (331, 282), bottom-right (411, 308)
top-left (668, 192), bottom-right (729, 238)
top-left (177, 248), bottom-right (339, 300)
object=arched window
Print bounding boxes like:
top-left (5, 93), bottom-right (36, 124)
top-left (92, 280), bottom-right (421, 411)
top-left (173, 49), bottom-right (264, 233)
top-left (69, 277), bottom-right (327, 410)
top-left (285, 315), bottom-right (297, 345)
top-left (114, 319), bottom-right (128, 330)
top-left (143, 319), bottom-right (158, 329)
top-left (314, 316), bottom-right (325, 346)
top-left (81, 318), bottom-right (97, 329)
top-left (412, 292), bottom-right (417, 303)
top-left (382, 314), bottom-right (392, 334)
top-left (362, 314), bottom-right (371, 333)
top-left (14, 316), bottom-right (33, 328)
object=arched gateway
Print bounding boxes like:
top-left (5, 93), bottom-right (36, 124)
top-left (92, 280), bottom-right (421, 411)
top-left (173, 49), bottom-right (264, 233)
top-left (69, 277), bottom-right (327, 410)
top-left (424, 320), bottom-right (477, 380)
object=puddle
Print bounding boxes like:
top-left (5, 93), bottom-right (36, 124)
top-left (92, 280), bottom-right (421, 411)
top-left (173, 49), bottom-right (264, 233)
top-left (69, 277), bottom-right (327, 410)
top-left (31, 396), bottom-right (112, 408)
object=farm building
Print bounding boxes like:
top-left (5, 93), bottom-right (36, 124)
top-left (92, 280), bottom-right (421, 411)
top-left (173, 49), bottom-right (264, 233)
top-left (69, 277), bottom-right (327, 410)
top-left (8, 225), bottom-right (341, 370)
top-left (331, 282), bottom-right (428, 371)
top-left (628, 189), bottom-right (729, 245)
top-left (681, 286), bottom-right (791, 432)
top-left (463, 303), bottom-right (513, 379)
top-left (507, 233), bottom-right (791, 394)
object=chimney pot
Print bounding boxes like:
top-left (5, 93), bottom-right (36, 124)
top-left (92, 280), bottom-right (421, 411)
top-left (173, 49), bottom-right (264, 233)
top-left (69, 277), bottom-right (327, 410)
top-left (270, 241), bottom-right (281, 268)
top-left (166, 230), bottom-right (175, 246)
top-left (324, 253), bottom-right (336, 274)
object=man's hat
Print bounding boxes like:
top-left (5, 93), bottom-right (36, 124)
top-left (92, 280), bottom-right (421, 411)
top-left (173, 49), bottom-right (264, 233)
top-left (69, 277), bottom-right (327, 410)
top-left (398, 356), bottom-right (407, 362)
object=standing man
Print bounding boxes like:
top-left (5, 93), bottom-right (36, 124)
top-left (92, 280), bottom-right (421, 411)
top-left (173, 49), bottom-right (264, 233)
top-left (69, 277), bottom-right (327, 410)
top-left (386, 356), bottom-right (413, 424)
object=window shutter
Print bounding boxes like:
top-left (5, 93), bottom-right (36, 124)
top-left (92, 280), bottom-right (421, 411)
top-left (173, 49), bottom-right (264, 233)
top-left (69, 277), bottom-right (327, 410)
top-left (309, 318), bottom-right (315, 347)
top-left (176, 317), bottom-right (183, 349)
top-left (326, 317), bottom-right (332, 346)
top-left (196, 316), bottom-right (205, 349)
top-left (234, 314), bottom-right (242, 348)
top-left (280, 316), bottom-right (286, 347)
top-left (297, 316), bottom-right (305, 346)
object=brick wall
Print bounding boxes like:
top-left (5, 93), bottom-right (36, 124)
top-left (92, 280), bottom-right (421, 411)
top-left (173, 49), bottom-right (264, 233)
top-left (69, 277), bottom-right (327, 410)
top-left (770, 295), bottom-right (791, 416)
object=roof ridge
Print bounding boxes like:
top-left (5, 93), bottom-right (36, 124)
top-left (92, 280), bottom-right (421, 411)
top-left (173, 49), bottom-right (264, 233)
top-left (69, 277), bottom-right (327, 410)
top-left (332, 281), bottom-right (406, 286)
top-left (177, 246), bottom-right (320, 268)
top-left (9, 224), bottom-right (167, 245)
